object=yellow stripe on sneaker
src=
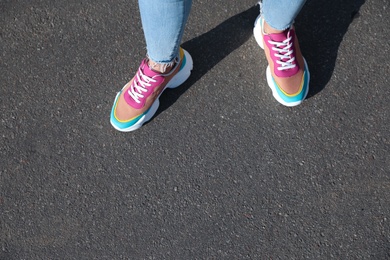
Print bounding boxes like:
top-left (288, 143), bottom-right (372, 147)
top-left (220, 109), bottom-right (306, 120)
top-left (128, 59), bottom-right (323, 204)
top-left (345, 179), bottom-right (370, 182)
top-left (275, 72), bottom-right (305, 97)
top-left (113, 94), bottom-right (143, 123)
top-left (179, 47), bottom-right (184, 60)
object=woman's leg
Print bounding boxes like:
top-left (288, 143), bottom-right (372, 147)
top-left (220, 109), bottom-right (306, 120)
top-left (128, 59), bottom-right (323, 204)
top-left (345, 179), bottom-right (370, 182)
top-left (139, 0), bottom-right (192, 70)
top-left (110, 0), bottom-right (193, 132)
top-left (262, 0), bottom-right (306, 31)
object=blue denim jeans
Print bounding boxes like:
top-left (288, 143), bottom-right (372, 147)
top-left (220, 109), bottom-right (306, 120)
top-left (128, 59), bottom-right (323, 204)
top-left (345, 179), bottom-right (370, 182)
top-left (138, 0), bottom-right (306, 64)
top-left (262, 0), bottom-right (306, 30)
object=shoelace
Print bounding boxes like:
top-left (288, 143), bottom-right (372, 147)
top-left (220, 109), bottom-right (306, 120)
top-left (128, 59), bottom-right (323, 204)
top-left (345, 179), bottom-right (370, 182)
top-left (127, 67), bottom-right (157, 104)
top-left (268, 33), bottom-right (296, 71)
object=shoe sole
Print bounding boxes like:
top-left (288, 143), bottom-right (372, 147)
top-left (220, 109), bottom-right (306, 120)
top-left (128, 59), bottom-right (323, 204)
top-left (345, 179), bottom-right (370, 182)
top-left (110, 49), bottom-right (193, 132)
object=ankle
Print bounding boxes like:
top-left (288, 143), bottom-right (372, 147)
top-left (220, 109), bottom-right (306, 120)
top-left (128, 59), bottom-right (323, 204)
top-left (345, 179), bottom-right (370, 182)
top-left (148, 59), bottom-right (174, 74)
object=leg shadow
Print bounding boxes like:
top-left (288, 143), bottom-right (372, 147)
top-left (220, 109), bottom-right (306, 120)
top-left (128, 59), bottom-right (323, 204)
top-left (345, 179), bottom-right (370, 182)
top-left (155, 5), bottom-right (259, 117)
top-left (295, 0), bottom-right (366, 97)
top-left (154, 0), bottom-right (365, 120)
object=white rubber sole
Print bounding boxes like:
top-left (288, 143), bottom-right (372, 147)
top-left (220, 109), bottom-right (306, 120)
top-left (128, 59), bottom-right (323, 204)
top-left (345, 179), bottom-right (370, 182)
top-left (253, 15), bottom-right (264, 50)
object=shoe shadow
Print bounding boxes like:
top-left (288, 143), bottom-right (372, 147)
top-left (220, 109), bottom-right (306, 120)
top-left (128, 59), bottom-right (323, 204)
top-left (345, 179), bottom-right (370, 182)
top-left (154, 5), bottom-right (259, 118)
top-left (295, 0), bottom-right (365, 97)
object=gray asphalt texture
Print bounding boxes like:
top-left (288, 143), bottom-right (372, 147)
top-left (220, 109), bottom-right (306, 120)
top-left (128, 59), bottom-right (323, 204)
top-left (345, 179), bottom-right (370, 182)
top-left (1, 0), bottom-right (389, 259)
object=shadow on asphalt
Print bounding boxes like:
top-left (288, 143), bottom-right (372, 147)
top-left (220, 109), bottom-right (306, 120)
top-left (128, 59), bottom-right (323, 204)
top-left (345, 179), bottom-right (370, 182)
top-left (154, 5), bottom-right (259, 119)
top-left (297, 0), bottom-right (365, 98)
top-left (155, 0), bottom-right (365, 119)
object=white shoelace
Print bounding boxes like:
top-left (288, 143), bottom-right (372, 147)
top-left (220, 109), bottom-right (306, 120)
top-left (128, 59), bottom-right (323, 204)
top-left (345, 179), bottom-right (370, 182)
top-left (128, 68), bottom-right (157, 104)
top-left (268, 35), bottom-right (296, 71)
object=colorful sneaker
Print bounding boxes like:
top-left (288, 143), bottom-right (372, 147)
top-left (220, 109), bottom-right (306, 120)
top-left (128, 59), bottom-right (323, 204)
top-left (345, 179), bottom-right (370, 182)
top-left (110, 48), bottom-right (193, 132)
top-left (253, 15), bottom-right (310, 107)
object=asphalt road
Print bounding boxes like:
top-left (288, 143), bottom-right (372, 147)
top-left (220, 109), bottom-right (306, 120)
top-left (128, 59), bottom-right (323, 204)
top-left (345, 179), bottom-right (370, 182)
top-left (1, 0), bottom-right (389, 259)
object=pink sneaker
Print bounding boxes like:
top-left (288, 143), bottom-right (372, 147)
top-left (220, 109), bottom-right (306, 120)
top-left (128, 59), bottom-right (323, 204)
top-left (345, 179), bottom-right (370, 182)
top-left (110, 48), bottom-right (193, 132)
top-left (254, 15), bottom-right (310, 107)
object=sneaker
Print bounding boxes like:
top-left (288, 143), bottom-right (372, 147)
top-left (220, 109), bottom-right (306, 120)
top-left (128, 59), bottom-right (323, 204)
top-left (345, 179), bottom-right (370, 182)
top-left (110, 48), bottom-right (193, 132)
top-left (253, 15), bottom-right (309, 107)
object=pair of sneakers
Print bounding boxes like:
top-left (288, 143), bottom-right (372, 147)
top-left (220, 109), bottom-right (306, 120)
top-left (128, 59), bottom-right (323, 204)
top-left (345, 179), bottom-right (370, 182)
top-left (110, 15), bottom-right (310, 132)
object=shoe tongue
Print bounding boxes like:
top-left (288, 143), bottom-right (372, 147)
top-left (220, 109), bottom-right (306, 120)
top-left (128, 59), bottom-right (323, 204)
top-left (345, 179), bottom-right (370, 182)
top-left (141, 59), bottom-right (162, 77)
top-left (269, 29), bottom-right (290, 42)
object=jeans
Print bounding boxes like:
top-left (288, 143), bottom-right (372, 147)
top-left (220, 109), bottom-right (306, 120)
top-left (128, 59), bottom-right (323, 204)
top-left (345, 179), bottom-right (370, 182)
top-left (138, 0), bottom-right (306, 64)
